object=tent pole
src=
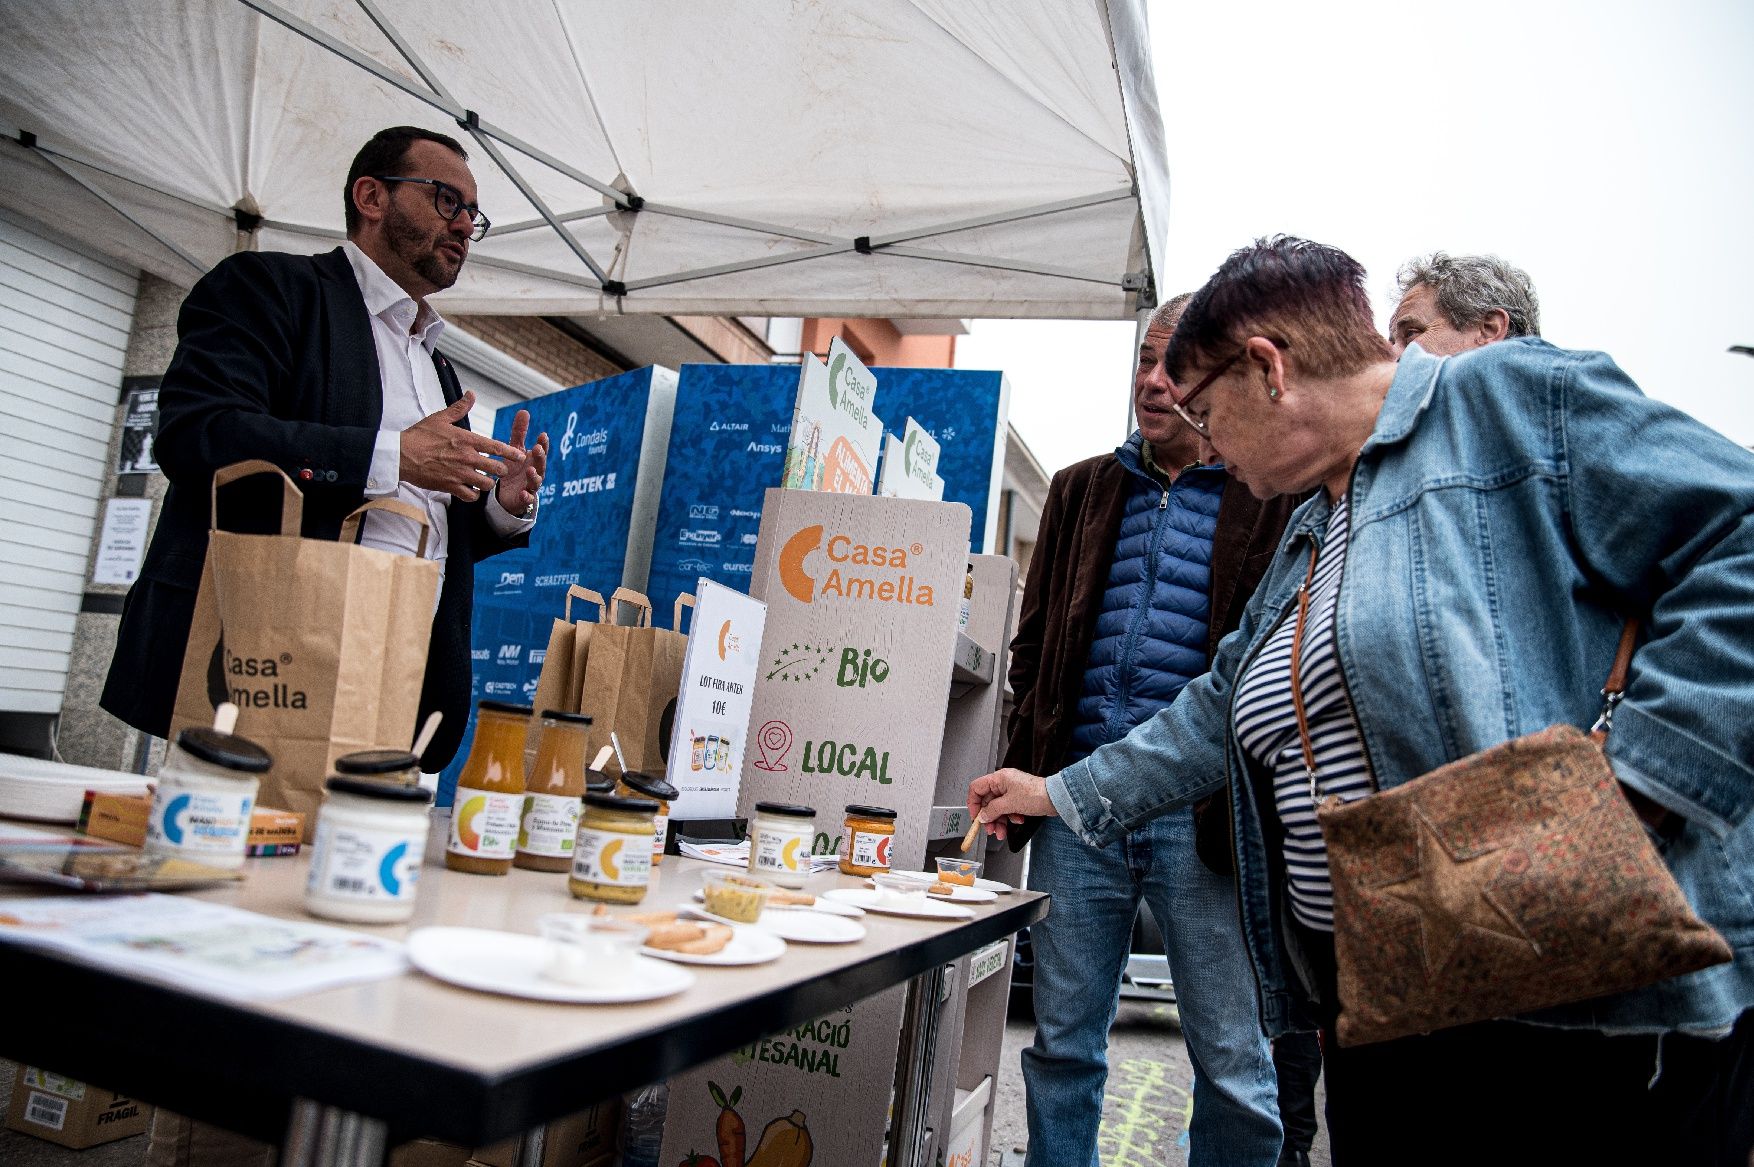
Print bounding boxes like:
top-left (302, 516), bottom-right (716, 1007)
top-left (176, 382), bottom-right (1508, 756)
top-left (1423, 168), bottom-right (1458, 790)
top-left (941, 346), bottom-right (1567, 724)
top-left (865, 189), bottom-right (1132, 248)
top-left (31, 149), bottom-right (205, 275)
top-left (620, 244), bottom-right (857, 293)
top-left (878, 245), bottom-right (1121, 287)
top-left (235, 0), bottom-right (461, 121)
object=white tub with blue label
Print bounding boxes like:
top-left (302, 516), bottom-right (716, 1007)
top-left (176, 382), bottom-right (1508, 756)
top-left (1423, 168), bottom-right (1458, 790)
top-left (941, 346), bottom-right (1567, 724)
top-left (144, 727), bottom-right (271, 869)
top-left (305, 776), bottom-right (433, 923)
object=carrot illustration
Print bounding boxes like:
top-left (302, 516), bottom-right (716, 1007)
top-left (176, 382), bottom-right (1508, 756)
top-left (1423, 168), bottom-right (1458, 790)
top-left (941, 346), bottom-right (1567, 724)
top-left (707, 1080), bottom-right (745, 1167)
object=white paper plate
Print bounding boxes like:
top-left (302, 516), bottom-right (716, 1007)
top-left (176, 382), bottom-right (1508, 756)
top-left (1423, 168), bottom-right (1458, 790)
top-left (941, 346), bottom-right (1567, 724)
top-left (643, 925), bottom-right (786, 966)
top-left (692, 889), bottom-right (865, 918)
top-left (407, 927), bottom-right (695, 1003)
top-left (685, 905), bottom-right (866, 944)
top-left (822, 888), bottom-right (976, 920)
top-left (864, 878), bottom-right (996, 904)
top-left (886, 869), bottom-right (1015, 895)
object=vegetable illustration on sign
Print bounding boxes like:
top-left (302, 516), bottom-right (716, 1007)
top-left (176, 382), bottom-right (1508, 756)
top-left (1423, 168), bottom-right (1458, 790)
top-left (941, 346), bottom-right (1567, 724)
top-left (704, 1082), bottom-right (813, 1167)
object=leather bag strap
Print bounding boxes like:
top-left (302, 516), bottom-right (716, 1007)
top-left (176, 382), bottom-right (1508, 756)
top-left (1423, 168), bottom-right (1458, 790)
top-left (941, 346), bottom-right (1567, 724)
top-left (1288, 544), bottom-right (1322, 800)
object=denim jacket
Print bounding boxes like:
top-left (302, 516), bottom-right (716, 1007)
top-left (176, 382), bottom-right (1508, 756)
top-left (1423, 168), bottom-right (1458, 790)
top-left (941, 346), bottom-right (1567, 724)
top-left (1049, 339), bottom-right (1754, 1037)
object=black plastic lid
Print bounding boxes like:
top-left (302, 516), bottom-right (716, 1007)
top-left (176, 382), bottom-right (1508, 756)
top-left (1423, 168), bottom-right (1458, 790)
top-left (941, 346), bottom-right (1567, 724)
top-left (324, 776), bottom-right (433, 803)
top-left (334, 749), bottom-right (419, 775)
top-left (583, 792), bottom-right (659, 815)
top-left (585, 769), bottom-right (616, 794)
top-left (176, 727), bottom-right (272, 773)
top-left (618, 770), bottom-right (679, 801)
top-left (755, 802), bottom-right (817, 818)
top-left (539, 710), bottom-right (593, 725)
top-left (476, 700), bottom-right (534, 716)
top-left (844, 804), bottom-right (897, 820)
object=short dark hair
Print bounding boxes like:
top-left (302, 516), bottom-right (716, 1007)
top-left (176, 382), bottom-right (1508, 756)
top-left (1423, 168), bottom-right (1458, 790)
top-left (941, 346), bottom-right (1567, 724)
top-left (343, 126), bottom-right (469, 234)
top-left (1166, 236), bottom-right (1392, 383)
top-left (1395, 252), bottom-right (1541, 338)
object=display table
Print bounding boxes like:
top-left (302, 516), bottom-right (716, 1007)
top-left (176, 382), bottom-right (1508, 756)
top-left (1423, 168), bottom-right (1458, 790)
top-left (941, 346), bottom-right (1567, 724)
top-left (0, 838), bottom-right (1045, 1164)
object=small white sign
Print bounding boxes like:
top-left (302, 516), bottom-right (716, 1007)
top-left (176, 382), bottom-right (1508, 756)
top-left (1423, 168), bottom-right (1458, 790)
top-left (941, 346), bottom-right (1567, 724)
top-left (878, 417), bottom-right (943, 501)
top-left (666, 578), bottom-right (767, 820)
top-left (91, 498), bottom-right (152, 586)
top-left (781, 338), bottom-right (884, 495)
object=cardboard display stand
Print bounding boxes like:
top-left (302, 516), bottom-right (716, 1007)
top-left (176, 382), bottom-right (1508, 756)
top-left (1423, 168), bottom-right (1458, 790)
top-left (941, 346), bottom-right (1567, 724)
top-left (662, 491), bottom-right (1019, 1167)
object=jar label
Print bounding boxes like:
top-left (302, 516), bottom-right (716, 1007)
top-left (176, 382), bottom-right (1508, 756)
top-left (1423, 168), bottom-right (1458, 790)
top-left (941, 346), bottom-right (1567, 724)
top-left (147, 787), bottom-right (253, 854)
top-left (850, 828), bottom-right (892, 870)
top-left (307, 820), bottom-right (423, 902)
top-left (572, 825), bottom-right (652, 887)
top-left (518, 793), bottom-right (581, 857)
top-left (652, 812), bottom-right (670, 857)
top-left (753, 825), bottom-right (810, 874)
top-left (447, 789), bottom-right (522, 859)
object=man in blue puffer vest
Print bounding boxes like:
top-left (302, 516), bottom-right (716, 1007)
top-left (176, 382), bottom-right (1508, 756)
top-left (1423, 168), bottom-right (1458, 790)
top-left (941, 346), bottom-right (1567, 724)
top-left (1003, 295), bottom-right (1302, 1166)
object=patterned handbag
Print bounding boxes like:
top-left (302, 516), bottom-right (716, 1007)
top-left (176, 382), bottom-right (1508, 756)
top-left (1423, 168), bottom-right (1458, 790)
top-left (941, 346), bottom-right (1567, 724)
top-left (1283, 555), bottom-right (1733, 1046)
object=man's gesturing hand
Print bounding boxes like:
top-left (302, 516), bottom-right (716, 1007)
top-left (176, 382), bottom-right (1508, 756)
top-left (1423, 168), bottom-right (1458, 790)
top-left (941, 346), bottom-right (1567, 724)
top-left (494, 408), bottom-right (549, 517)
top-left (400, 392), bottom-right (527, 502)
top-left (965, 768), bottom-right (1056, 843)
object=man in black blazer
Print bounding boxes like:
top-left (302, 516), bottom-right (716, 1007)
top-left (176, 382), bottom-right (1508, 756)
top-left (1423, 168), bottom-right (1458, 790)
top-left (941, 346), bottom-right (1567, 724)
top-left (103, 126), bottom-right (548, 772)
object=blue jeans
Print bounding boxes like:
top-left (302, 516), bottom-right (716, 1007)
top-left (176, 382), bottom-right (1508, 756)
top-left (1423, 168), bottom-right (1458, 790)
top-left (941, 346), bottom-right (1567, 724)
top-left (1023, 812), bottom-right (1282, 1167)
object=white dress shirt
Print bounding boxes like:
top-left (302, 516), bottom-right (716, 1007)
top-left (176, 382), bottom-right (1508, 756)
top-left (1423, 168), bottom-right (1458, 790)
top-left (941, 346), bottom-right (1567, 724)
top-left (342, 243), bottom-right (533, 605)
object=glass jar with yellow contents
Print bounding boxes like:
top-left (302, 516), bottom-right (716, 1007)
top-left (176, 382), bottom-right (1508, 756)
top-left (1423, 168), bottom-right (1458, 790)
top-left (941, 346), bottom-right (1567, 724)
top-left (568, 793), bottom-right (658, 904)
top-left (840, 804), bottom-right (898, 877)
top-left (615, 770), bottom-right (679, 865)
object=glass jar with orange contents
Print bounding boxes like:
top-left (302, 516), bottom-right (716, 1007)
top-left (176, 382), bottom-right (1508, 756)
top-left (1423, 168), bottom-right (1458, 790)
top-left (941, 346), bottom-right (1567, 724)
top-left (515, 711), bottom-right (592, 872)
top-left (840, 804), bottom-right (897, 877)
top-left (445, 701), bottom-right (530, 876)
top-left (615, 770), bottom-right (679, 864)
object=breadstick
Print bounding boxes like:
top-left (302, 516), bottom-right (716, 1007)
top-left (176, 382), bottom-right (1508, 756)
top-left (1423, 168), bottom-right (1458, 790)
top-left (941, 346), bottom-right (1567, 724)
top-left (960, 817), bottom-right (982, 852)
top-left (672, 923), bottom-right (733, 955)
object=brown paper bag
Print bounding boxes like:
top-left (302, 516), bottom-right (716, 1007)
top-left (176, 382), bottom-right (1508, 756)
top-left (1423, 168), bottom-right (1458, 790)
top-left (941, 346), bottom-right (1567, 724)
top-left (524, 584), bottom-right (607, 764)
top-left (170, 461), bottom-right (440, 835)
top-left (580, 589), bottom-right (693, 775)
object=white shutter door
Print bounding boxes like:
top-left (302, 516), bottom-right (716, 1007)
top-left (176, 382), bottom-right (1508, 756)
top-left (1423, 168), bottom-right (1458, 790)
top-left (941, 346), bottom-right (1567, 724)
top-left (0, 209), bottom-right (138, 713)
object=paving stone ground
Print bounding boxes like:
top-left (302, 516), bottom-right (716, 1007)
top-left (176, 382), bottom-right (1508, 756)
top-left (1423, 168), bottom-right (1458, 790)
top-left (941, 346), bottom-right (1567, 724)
top-left (988, 1000), bottom-right (1332, 1167)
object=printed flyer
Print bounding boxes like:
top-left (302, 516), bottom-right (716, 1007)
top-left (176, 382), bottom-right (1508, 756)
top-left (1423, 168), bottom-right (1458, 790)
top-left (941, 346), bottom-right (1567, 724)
top-left (665, 579), bottom-right (767, 821)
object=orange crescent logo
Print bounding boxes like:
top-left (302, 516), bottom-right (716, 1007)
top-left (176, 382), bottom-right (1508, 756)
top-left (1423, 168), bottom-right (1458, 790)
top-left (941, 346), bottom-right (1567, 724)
top-left (779, 524), bottom-right (823, 604)
top-left (717, 619), bottom-right (731, 660)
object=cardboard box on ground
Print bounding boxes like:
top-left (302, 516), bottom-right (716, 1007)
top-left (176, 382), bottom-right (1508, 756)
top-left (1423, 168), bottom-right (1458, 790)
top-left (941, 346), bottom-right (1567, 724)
top-left (79, 791), bottom-right (305, 854)
top-left (388, 1097), bottom-right (619, 1167)
top-left (5, 1065), bottom-right (149, 1149)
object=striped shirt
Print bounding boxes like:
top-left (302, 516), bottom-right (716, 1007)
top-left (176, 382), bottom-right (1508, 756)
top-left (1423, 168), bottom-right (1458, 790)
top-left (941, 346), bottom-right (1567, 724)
top-left (1232, 497), bottom-right (1373, 931)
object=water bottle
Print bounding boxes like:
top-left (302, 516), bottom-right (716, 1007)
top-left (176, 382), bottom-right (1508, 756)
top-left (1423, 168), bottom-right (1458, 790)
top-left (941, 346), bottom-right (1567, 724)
top-left (619, 1081), bottom-right (669, 1167)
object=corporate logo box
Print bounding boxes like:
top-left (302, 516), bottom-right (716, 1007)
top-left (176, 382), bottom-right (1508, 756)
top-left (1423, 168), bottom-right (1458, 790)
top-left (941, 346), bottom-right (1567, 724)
top-left (442, 366), bottom-right (675, 804)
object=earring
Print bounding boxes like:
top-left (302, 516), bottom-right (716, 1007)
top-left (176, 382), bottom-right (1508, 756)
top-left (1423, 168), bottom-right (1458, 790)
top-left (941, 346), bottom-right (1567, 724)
top-left (1268, 386), bottom-right (1280, 399)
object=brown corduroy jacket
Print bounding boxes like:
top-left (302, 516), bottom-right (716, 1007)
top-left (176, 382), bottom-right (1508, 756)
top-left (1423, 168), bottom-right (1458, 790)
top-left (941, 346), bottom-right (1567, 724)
top-left (1001, 446), bottom-right (1297, 853)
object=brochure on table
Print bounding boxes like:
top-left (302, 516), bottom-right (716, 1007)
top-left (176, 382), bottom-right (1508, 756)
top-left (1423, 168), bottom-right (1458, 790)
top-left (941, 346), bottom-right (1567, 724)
top-left (646, 364), bottom-right (1007, 612)
top-left (442, 366), bottom-right (676, 804)
top-left (664, 579), bottom-right (767, 820)
top-left (0, 895), bottom-right (406, 1000)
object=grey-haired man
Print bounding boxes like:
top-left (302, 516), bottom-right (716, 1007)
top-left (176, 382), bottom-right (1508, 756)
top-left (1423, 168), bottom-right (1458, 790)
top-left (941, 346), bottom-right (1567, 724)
top-left (1388, 251), bottom-right (1540, 357)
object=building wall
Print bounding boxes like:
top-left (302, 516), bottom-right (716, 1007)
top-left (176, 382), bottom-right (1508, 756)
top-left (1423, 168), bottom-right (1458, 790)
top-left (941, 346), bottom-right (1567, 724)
top-left (799, 318), bottom-right (957, 367)
top-left (57, 272), bottom-right (181, 771)
top-left (447, 315), bottom-right (623, 387)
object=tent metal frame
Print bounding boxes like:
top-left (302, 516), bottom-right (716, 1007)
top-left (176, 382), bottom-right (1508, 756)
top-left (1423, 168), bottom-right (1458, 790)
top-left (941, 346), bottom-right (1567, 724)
top-left (10, 0), bottom-right (1152, 310)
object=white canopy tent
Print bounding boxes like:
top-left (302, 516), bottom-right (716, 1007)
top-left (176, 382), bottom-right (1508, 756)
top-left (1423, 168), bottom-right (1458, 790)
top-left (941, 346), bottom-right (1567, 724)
top-left (0, 0), bottom-right (1167, 320)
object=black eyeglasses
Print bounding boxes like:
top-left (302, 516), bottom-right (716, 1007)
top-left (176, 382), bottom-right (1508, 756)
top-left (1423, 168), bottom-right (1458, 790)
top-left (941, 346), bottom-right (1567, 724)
top-left (1171, 337), bottom-right (1289, 436)
top-left (373, 176), bottom-right (490, 241)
